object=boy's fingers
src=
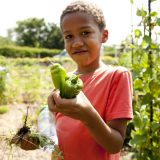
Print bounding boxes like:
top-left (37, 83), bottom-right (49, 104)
top-left (48, 93), bottom-right (56, 112)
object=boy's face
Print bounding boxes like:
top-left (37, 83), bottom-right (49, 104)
top-left (61, 12), bottom-right (108, 69)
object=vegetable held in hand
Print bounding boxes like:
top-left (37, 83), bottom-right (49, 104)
top-left (62, 74), bottom-right (83, 98)
top-left (50, 63), bottom-right (83, 98)
top-left (50, 63), bottom-right (66, 93)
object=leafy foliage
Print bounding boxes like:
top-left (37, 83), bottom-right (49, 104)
top-left (0, 45), bottom-right (61, 58)
top-left (119, 0), bottom-right (160, 159)
top-left (14, 18), bottom-right (64, 49)
top-left (0, 36), bottom-right (15, 46)
top-left (0, 67), bottom-right (7, 105)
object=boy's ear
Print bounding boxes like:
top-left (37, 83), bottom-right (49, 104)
top-left (102, 29), bottom-right (108, 43)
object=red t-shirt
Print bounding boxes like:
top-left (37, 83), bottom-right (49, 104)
top-left (56, 65), bottom-right (133, 160)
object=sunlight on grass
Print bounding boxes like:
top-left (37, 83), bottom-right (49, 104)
top-left (0, 105), bottom-right (9, 114)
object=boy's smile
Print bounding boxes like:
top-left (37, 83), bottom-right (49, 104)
top-left (72, 49), bottom-right (88, 55)
top-left (61, 12), bottom-right (108, 74)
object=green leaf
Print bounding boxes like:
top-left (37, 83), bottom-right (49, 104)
top-left (136, 8), bottom-right (147, 17)
top-left (141, 39), bottom-right (148, 48)
top-left (156, 18), bottom-right (160, 26)
top-left (149, 80), bottom-right (160, 96)
top-left (150, 11), bottom-right (157, 17)
top-left (134, 78), bottom-right (143, 89)
top-left (130, 0), bottom-right (134, 4)
top-left (136, 9), bottom-right (141, 16)
top-left (150, 43), bottom-right (158, 49)
top-left (133, 111), bottom-right (142, 128)
top-left (130, 134), bottom-right (147, 145)
top-left (129, 44), bottom-right (136, 49)
top-left (141, 92), bottom-right (153, 105)
top-left (134, 29), bottom-right (142, 38)
top-left (152, 122), bottom-right (160, 131)
top-left (143, 35), bottom-right (152, 44)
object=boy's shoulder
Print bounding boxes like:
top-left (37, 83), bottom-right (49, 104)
top-left (103, 65), bottom-right (130, 74)
top-left (99, 65), bottom-right (132, 81)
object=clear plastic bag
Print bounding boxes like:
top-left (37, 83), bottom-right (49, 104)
top-left (37, 105), bottom-right (58, 152)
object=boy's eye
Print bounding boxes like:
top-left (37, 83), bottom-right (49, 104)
top-left (64, 34), bottom-right (72, 39)
top-left (81, 31), bottom-right (90, 36)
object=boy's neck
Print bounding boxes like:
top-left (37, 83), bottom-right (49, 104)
top-left (75, 61), bottom-right (105, 75)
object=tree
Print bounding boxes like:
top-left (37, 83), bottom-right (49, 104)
top-left (42, 23), bottom-right (64, 49)
top-left (14, 18), bottom-right (64, 49)
top-left (0, 36), bottom-right (14, 46)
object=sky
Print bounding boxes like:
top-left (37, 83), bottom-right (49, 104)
top-left (0, 0), bottom-right (159, 45)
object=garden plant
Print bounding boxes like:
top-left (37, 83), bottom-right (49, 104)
top-left (119, 0), bottom-right (160, 159)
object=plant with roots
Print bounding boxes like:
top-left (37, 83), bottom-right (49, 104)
top-left (0, 106), bottom-right (64, 160)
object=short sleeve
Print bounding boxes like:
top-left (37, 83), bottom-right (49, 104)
top-left (105, 68), bottom-right (133, 121)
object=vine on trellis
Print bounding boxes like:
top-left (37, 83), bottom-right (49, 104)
top-left (125, 0), bottom-right (160, 159)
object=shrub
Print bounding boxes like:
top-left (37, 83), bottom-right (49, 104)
top-left (0, 45), bottom-right (61, 58)
top-left (0, 67), bottom-right (7, 105)
top-left (101, 56), bottom-right (118, 65)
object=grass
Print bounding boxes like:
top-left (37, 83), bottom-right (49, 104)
top-left (0, 57), bottom-right (76, 105)
top-left (0, 105), bottom-right (9, 114)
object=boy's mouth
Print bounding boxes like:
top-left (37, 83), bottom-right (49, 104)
top-left (73, 50), bottom-right (88, 55)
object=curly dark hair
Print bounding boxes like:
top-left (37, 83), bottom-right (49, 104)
top-left (60, 0), bottom-right (106, 30)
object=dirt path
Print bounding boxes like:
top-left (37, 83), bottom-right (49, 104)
top-left (0, 104), bottom-right (51, 160)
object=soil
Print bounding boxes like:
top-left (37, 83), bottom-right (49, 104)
top-left (0, 103), bottom-right (51, 160)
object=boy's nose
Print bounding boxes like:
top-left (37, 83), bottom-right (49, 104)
top-left (72, 37), bottom-right (84, 48)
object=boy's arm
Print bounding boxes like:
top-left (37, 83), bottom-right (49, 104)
top-left (48, 90), bottom-right (128, 154)
top-left (82, 107), bottom-right (128, 154)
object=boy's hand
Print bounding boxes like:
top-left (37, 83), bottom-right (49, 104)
top-left (48, 90), bottom-right (94, 122)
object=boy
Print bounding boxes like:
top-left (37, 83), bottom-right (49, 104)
top-left (48, 1), bottom-right (133, 159)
